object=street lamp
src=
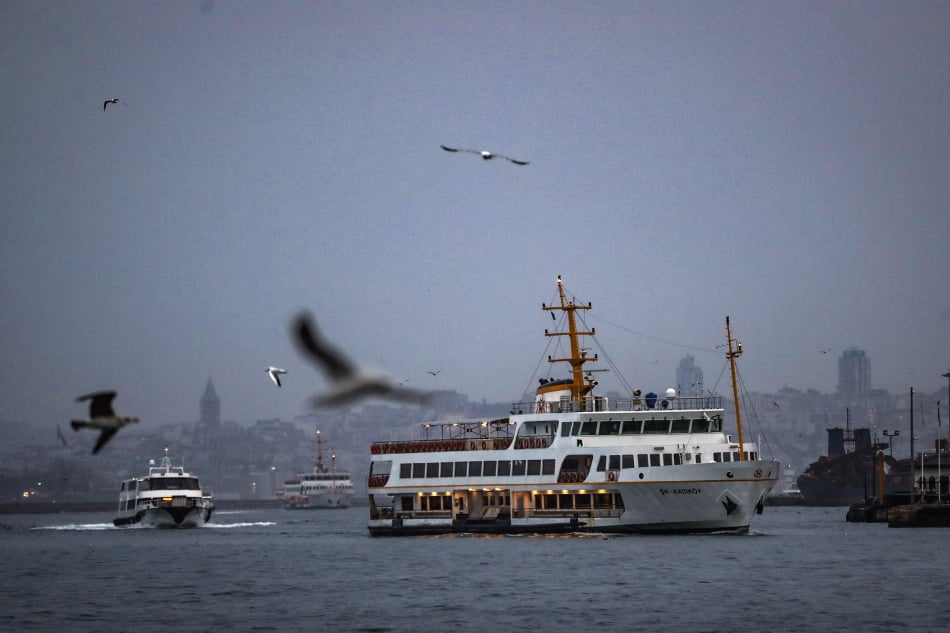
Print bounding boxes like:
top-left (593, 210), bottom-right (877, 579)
top-left (883, 429), bottom-right (899, 457)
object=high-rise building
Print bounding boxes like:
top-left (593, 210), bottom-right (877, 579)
top-left (200, 378), bottom-right (220, 431)
top-left (676, 354), bottom-right (703, 396)
top-left (838, 348), bottom-right (870, 399)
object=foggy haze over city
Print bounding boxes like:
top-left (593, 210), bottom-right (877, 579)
top-left (2, 2), bottom-right (950, 452)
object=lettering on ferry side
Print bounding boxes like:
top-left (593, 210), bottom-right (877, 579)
top-left (659, 487), bottom-right (702, 496)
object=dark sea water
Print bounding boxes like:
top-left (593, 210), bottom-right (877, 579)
top-left (2, 505), bottom-right (948, 633)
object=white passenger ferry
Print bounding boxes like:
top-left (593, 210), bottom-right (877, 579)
top-left (367, 276), bottom-right (779, 535)
top-left (283, 430), bottom-right (354, 509)
top-left (113, 448), bottom-right (214, 528)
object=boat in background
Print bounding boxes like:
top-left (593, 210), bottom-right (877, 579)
top-left (366, 276), bottom-right (779, 535)
top-left (283, 430), bottom-right (354, 509)
top-left (766, 463), bottom-right (805, 506)
top-left (797, 413), bottom-right (899, 506)
top-left (113, 448), bottom-right (214, 528)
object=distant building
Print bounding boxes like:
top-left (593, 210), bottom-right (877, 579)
top-left (676, 354), bottom-right (703, 396)
top-left (200, 378), bottom-right (221, 432)
top-left (838, 348), bottom-right (870, 400)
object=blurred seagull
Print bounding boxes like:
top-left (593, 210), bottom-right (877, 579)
top-left (103, 98), bottom-right (126, 110)
top-left (267, 366), bottom-right (287, 387)
top-left (292, 311), bottom-right (431, 407)
top-left (440, 144), bottom-right (529, 165)
top-left (427, 370), bottom-right (441, 376)
top-left (70, 391), bottom-right (139, 454)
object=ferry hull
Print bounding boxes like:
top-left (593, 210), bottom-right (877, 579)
top-left (369, 460), bottom-right (778, 536)
top-left (113, 505), bottom-right (213, 528)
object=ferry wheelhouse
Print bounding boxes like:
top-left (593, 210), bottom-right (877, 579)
top-left (283, 430), bottom-right (354, 509)
top-left (113, 448), bottom-right (214, 528)
top-left (367, 276), bottom-right (779, 535)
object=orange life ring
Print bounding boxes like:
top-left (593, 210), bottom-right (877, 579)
top-left (608, 471), bottom-right (616, 482)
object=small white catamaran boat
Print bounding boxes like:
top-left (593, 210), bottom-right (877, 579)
top-left (113, 448), bottom-right (214, 528)
top-left (367, 276), bottom-right (779, 535)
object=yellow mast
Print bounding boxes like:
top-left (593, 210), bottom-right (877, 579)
top-left (542, 275), bottom-right (596, 403)
top-left (725, 317), bottom-right (746, 461)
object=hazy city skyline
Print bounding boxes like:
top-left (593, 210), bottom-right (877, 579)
top-left (2, 2), bottom-right (949, 446)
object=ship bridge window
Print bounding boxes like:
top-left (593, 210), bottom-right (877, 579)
top-left (570, 422), bottom-right (581, 436)
top-left (649, 454), bottom-right (660, 467)
top-left (622, 454), bottom-right (635, 469)
top-left (400, 463), bottom-right (412, 478)
top-left (542, 459), bottom-right (555, 475)
top-left (608, 455), bottom-right (621, 470)
top-left (527, 460), bottom-right (541, 476)
top-left (412, 463), bottom-right (425, 478)
top-left (595, 455), bottom-right (606, 472)
top-left (441, 462), bottom-right (453, 477)
top-left (148, 477), bottom-right (200, 490)
top-left (643, 419), bottom-right (670, 434)
top-left (580, 421), bottom-right (598, 436)
top-left (512, 460), bottom-right (526, 476)
top-left (621, 420), bottom-right (642, 434)
top-left (483, 461), bottom-right (497, 476)
top-left (599, 420), bottom-right (620, 436)
top-left (662, 454), bottom-right (673, 466)
top-left (637, 454), bottom-right (649, 467)
top-left (455, 462), bottom-right (468, 477)
top-left (426, 463), bottom-right (440, 477)
top-left (561, 424), bottom-right (571, 437)
top-left (497, 460), bottom-right (511, 476)
top-left (469, 461), bottom-right (483, 477)
top-left (691, 418), bottom-right (710, 433)
top-left (671, 418), bottom-right (691, 433)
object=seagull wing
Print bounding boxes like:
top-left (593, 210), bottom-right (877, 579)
top-left (440, 145), bottom-right (483, 156)
top-left (77, 391), bottom-right (117, 418)
top-left (92, 428), bottom-right (118, 455)
top-left (293, 312), bottom-right (356, 381)
top-left (496, 154), bottom-right (529, 165)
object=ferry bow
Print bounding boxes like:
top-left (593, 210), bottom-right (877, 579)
top-left (367, 276), bottom-right (779, 535)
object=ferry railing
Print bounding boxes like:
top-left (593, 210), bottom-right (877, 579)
top-left (512, 395), bottom-right (722, 414)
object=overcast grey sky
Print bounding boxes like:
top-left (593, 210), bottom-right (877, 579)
top-left (2, 1), bottom-right (949, 440)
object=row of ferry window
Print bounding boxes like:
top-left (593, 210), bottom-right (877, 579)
top-left (397, 450), bottom-right (759, 479)
top-left (558, 417), bottom-right (723, 437)
top-left (597, 450), bottom-right (758, 470)
top-left (120, 477), bottom-right (201, 492)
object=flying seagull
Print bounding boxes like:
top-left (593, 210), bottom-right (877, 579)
top-left (103, 98), bottom-right (126, 110)
top-left (427, 370), bottom-right (441, 376)
top-left (70, 391), bottom-right (139, 454)
top-left (292, 311), bottom-right (431, 407)
top-left (267, 366), bottom-right (287, 387)
top-left (440, 144), bottom-right (528, 165)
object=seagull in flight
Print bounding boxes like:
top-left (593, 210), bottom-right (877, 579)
top-left (103, 98), bottom-right (126, 110)
top-left (70, 391), bottom-right (139, 454)
top-left (292, 311), bottom-right (431, 407)
top-left (440, 144), bottom-right (529, 165)
top-left (267, 366), bottom-right (287, 387)
top-left (427, 370), bottom-right (441, 376)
